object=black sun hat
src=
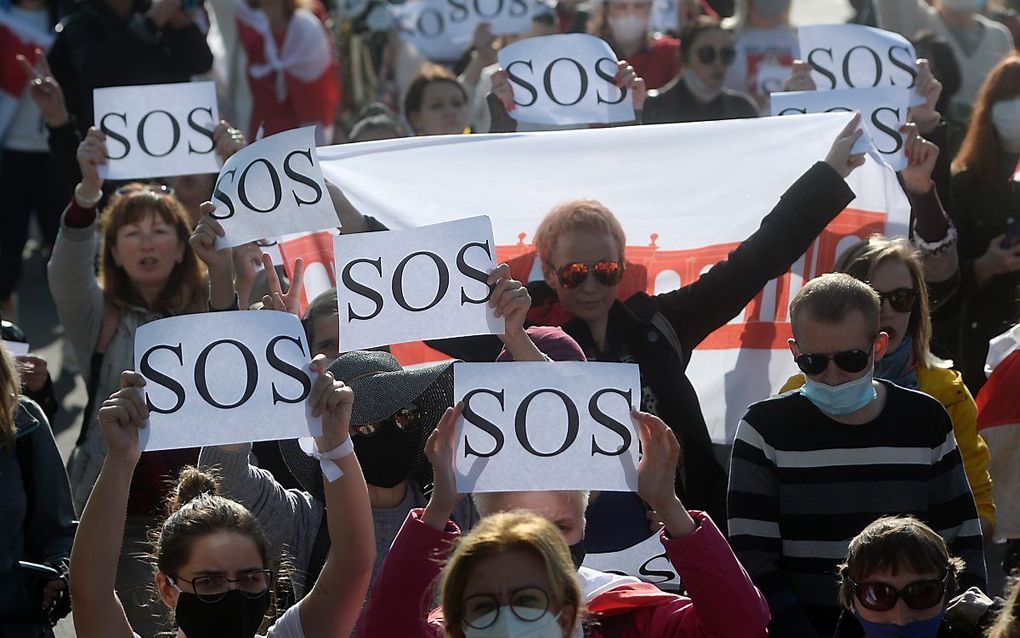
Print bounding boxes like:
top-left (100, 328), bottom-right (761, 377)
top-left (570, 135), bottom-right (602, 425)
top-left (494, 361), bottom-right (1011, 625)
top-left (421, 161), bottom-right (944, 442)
top-left (279, 351), bottom-right (454, 501)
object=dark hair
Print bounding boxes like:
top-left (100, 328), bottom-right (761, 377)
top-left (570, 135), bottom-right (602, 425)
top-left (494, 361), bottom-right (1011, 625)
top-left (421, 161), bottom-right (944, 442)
top-left (953, 55), bottom-right (1020, 187)
top-left (679, 16), bottom-right (726, 62)
top-left (790, 273), bottom-right (880, 339)
top-left (403, 65), bottom-right (467, 130)
top-left (838, 516), bottom-right (964, 610)
top-left (301, 288), bottom-right (338, 344)
top-left (349, 108), bottom-right (406, 142)
top-left (911, 31), bottom-right (962, 117)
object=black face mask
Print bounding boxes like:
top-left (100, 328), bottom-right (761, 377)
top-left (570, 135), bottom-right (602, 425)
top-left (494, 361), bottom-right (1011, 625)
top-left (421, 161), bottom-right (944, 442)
top-left (353, 424), bottom-right (421, 488)
top-left (569, 539), bottom-right (586, 571)
top-left (175, 589), bottom-right (270, 638)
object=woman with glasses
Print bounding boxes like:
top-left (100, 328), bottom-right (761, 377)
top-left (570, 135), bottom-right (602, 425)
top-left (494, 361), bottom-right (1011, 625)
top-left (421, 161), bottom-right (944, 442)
top-left (47, 126), bottom-right (222, 636)
top-left (643, 16), bottom-right (759, 124)
top-left (779, 236), bottom-right (996, 544)
top-left (835, 516), bottom-right (998, 637)
top-left (68, 356), bottom-right (375, 638)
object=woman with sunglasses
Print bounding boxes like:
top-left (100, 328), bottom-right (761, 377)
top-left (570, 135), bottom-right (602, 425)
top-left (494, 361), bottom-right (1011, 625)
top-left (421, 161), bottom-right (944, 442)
top-left (834, 516), bottom-right (999, 637)
top-left (642, 16), bottom-right (759, 124)
top-left (779, 236), bottom-right (995, 544)
top-left (69, 357), bottom-right (374, 638)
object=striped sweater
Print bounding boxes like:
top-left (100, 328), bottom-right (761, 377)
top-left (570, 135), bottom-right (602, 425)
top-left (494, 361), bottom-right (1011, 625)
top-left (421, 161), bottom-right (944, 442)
top-left (727, 381), bottom-right (987, 638)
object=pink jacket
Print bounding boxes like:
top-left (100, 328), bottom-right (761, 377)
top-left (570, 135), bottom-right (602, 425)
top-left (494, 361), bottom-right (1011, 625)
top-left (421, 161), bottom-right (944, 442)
top-left (361, 509), bottom-right (769, 638)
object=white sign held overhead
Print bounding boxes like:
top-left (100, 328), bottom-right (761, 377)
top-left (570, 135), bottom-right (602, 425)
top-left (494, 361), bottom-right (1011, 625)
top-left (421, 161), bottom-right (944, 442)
top-left (798, 24), bottom-right (925, 106)
top-left (453, 362), bottom-right (641, 493)
top-left (498, 34), bottom-right (635, 125)
top-left (392, 0), bottom-right (533, 61)
top-left (210, 126), bottom-right (337, 248)
top-left (94, 81), bottom-right (220, 180)
top-left (582, 531), bottom-right (683, 591)
top-left (133, 311), bottom-right (322, 451)
top-left (770, 86), bottom-right (911, 170)
top-left (334, 215), bottom-right (503, 351)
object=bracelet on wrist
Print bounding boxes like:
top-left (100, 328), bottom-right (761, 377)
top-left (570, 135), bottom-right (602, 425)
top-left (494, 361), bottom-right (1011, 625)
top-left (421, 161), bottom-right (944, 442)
top-left (300, 436), bottom-right (355, 483)
top-left (74, 183), bottom-right (102, 208)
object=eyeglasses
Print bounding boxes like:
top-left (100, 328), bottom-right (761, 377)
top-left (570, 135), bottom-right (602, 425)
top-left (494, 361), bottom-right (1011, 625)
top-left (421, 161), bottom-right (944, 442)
top-left (848, 574), bottom-right (948, 612)
top-left (114, 183), bottom-right (176, 198)
top-left (695, 45), bottom-right (736, 66)
top-left (874, 287), bottom-right (917, 314)
top-left (461, 587), bottom-right (552, 629)
top-left (169, 569), bottom-right (273, 603)
top-left (554, 260), bottom-right (625, 289)
top-left (794, 347), bottom-right (872, 375)
top-left (350, 403), bottom-right (422, 438)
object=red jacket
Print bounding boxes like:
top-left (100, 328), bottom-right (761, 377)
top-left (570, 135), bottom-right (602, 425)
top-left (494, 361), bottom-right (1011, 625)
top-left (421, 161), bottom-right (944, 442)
top-left (361, 509), bottom-right (770, 637)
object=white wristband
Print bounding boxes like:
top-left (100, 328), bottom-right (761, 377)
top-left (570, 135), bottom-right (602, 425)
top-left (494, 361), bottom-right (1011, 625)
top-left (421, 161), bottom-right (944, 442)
top-left (299, 436), bottom-right (355, 483)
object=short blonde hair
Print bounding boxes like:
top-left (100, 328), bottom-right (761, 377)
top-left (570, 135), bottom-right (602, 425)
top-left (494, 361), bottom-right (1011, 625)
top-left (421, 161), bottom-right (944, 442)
top-left (471, 491), bottom-right (590, 519)
top-left (534, 200), bottom-right (626, 269)
top-left (439, 512), bottom-right (584, 638)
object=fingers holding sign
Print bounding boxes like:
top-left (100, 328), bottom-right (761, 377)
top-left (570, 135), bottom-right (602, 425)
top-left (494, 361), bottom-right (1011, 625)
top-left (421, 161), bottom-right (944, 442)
top-left (634, 411), bottom-right (696, 538)
top-left (909, 59), bottom-right (942, 134)
top-left (76, 127), bottom-right (108, 199)
top-left (261, 255), bottom-right (304, 316)
top-left (823, 112), bottom-right (866, 179)
top-left (487, 264), bottom-right (531, 337)
top-left (98, 371), bottom-right (149, 466)
top-left (783, 60), bottom-right (817, 93)
top-left (212, 121), bottom-right (247, 163)
top-left (308, 355), bottom-right (354, 450)
top-left (491, 69), bottom-right (516, 113)
top-left (615, 60), bottom-right (647, 114)
top-left (189, 209), bottom-right (231, 274)
top-left (898, 122), bottom-right (939, 195)
top-left (422, 403), bottom-right (465, 530)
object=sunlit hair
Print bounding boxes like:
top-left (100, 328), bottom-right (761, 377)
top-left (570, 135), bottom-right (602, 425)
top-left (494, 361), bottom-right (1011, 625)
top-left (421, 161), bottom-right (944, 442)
top-left (0, 343), bottom-right (20, 453)
top-left (472, 491), bottom-right (590, 520)
top-left (535, 200), bottom-right (627, 272)
top-left (99, 185), bottom-right (205, 315)
top-left (835, 236), bottom-right (936, 368)
top-left (403, 64), bottom-right (467, 132)
top-left (837, 516), bottom-right (963, 610)
top-left (790, 273), bottom-right (880, 339)
top-left (952, 55), bottom-right (1020, 187)
top-left (439, 512), bottom-right (584, 638)
top-left (988, 572), bottom-right (1020, 638)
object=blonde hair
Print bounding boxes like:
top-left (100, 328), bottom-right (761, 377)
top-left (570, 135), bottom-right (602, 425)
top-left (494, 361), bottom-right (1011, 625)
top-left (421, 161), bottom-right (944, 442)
top-left (988, 574), bottom-right (1020, 638)
top-left (1, 343), bottom-right (20, 452)
top-left (439, 512), bottom-right (584, 638)
top-left (534, 200), bottom-right (626, 271)
top-left (835, 236), bottom-right (937, 369)
top-left (471, 491), bottom-right (590, 519)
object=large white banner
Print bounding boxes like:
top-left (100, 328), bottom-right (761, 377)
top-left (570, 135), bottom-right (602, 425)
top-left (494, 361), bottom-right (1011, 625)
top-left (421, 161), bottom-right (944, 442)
top-left (498, 34), bottom-right (634, 126)
top-left (133, 311), bottom-right (322, 451)
top-left (94, 81), bottom-right (220, 180)
top-left (317, 113), bottom-right (911, 444)
top-left (453, 362), bottom-right (641, 492)
top-left (391, 0), bottom-right (533, 61)
top-left (333, 216), bottom-right (504, 351)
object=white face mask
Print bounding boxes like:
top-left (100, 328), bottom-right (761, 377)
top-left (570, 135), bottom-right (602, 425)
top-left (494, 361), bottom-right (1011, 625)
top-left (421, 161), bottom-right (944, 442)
top-left (609, 15), bottom-right (648, 46)
top-left (992, 99), bottom-right (1020, 152)
top-left (464, 607), bottom-right (564, 638)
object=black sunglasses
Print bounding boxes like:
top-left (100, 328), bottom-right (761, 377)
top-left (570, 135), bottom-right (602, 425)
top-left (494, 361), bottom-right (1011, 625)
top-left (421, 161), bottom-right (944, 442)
top-left (554, 260), bottom-right (625, 289)
top-left (794, 348), bottom-right (872, 376)
top-left (351, 403), bottom-right (422, 438)
top-left (695, 45), bottom-right (736, 66)
top-left (848, 574), bottom-right (948, 612)
top-left (874, 287), bottom-right (917, 314)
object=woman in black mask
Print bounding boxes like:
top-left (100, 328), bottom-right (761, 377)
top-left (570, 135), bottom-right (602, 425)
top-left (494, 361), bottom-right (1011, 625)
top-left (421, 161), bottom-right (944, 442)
top-left (68, 356), bottom-right (375, 638)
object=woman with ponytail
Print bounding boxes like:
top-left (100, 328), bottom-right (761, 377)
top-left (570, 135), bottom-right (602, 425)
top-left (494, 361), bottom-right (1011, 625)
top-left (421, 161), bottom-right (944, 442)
top-left (68, 354), bottom-right (375, 638)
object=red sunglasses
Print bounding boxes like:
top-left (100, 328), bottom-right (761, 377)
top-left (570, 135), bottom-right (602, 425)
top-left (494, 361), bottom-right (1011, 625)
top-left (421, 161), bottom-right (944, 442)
top-left (554, 260), bottom-right (625, 289)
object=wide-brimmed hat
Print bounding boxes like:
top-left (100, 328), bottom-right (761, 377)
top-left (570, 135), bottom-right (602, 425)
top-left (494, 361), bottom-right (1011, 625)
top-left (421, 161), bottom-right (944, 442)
top-left (279, 351), bottom-right (454, 500)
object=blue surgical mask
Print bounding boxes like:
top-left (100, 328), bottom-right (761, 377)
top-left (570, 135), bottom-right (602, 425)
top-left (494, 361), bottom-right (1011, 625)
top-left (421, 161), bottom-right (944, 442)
top-left (854, 609), bottom-right (945, 638)
top-left (800, 366), bottom-right (877, 416)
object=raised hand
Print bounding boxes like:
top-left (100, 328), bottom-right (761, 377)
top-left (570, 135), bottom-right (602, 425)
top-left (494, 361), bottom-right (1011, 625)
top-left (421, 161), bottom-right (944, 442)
top-left (783, 60), bottom-right (816, 93)
top-left (422, 403), bottom-right (464, 529)
top-left (213, 120), bottom-right (246, 163)
top-left (188, 209), bottom-right (232, 274)
top-left (634, 411), bottom-right (696, 537)
top-left (261, 255), bottom-right (305, 315)
top-left (824, 112), bottom-right (866, 179)
top-left (488, 263), bottom-right (531, 338)
top-left (908, 59), bottom-right (942, 134)
top-left (76, 127), bottom-right (108, 203)
top-left (615, 60), bottom-right (647, 114)
top-left (898, 122), bottom-right (939, 195)
top-left (491, 68), bottom-right (516, 113)
top-left (17, 49), bottom-right (68, 128)
top-left (15, 355), bottom-right (49, 393)
top-left (308, 355), bottom-right (354, 451)
top-left (97, 371), bottom-right (149, 467)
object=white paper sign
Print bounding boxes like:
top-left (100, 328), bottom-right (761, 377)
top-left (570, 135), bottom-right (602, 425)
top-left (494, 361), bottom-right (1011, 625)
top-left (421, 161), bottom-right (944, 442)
top-left (453, 362), bottom-right (641, 493)
top-left (1, 340), bottom-right (29, 357)
top-left (392, 0), bottom-right (534, 61)
top-left (770, 86), bottom-right (911, 170)
top-left (498, 34), bottom-right (634, 125)
top-left (211, 126), bottom-right (336, 248)
top-left (93, 81), bottom-right (219, 180)
top-left (334, 216), bottom-right (503, 351)
top-left (798, 24), bottom-right (925, 106)
top-left (133, 310), bottom-right (322, 451)
top-left (582, 532), bottom-right (683, 591)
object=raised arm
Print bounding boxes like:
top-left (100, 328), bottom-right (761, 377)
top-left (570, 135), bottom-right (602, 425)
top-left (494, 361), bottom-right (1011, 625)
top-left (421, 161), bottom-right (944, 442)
top-left (296, 356), bottom-right (375, 638)
top-left (69, 372), bottom-right (149, 638)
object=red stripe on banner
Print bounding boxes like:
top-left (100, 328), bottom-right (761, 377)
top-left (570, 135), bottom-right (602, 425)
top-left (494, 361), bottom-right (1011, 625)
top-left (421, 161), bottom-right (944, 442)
top-left (0, 23), bottom-right (43, 97)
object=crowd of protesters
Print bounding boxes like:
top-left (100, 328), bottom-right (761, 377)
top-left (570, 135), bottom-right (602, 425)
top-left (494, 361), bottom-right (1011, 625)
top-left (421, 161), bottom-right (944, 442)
top-left (2, 0), bottom-right (1020, 637)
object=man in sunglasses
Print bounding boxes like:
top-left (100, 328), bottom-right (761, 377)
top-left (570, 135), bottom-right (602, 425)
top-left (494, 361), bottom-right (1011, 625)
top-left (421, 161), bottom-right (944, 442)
top-left (728, 273), bottom-right (986, 638)
top-left (643, 16), bottom-right (760, 124)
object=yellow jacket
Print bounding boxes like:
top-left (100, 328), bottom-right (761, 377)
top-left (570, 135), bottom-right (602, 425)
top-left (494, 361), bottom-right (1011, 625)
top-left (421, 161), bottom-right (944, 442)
top-left (779, 367), bottom-right (996, 529)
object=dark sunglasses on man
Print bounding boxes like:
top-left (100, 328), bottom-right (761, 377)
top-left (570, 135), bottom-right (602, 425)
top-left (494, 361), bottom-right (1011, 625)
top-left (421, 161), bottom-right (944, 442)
top-left (794, 345), bottom-right (873, 376)
top-left (695, 45), bottom-right (736, 66)
top-left (873, 287), bottom-right (917, 314)
top-left (847, 574), bottom-right (949, 612)
top-left (554, 260), bottom-right (625, 289)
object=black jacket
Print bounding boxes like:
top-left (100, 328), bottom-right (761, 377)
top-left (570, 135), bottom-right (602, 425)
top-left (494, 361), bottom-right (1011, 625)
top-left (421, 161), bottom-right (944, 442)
top-left (431, 161), bottom-right (856, 534)
top-left (48, 0), bottom-right (213, 129)
top-left (642, 75), bottom-right (759, 125)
